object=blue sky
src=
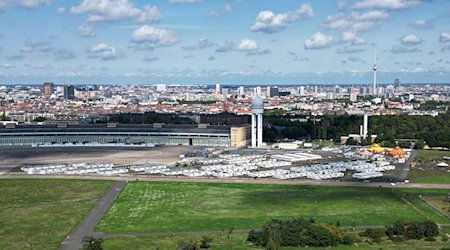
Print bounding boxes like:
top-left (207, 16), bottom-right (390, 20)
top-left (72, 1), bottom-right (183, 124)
top-left (0, 0), bottom-right (449, 85)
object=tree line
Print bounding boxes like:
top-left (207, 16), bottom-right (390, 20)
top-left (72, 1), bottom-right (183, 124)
top-left (264, 114), bottom-right (450, 148)
top-left (246, 218), bottom-right (442, 249)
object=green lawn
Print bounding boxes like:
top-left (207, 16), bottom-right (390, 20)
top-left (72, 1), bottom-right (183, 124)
top-left (416, 150), bottom-right (450, 163)
top-left (0, 179), bottom-right (112, 250)
top-left (96, 182), bottom-right (450, 234)
top-left (103, 232), bottom-right (450, 250)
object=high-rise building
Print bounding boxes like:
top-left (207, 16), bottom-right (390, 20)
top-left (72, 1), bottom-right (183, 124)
top-left (266, 86), bottom-right (279, 97)
top-left (222, 88), bottom-right (229, 101)
top-left (254, 86), bottom-right (262, 95)
top-left (299, 86), bottom-right (305, 95)
top-left (350, 92), bottom-right (358, 102)
top-left (237, 86), bottom-right (245, 96)
top-left (42, 82), bottom-right (54, 95)
top-left (64, 85), bottom-right (75, 100)
top-left (215, 83), bottom-right (222, 94)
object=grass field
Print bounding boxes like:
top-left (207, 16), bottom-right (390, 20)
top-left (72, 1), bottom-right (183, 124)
top-left (0, 179), bottom-right (112, 250)
top-left (408, 165), bottom-right (450, 184)
top-left (96, 182), bottom-right (450, 234)
top-left (416, 150), bottom-right (450, 162)
top-left (102, 232), bottom-right (450, 250)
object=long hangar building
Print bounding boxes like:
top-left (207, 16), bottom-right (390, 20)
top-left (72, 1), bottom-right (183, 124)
top-left (0, 122), bottom-right (251, 148)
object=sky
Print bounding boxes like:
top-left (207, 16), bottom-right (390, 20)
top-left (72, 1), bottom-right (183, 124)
top-left (0, 0), bottom-right (449, 85)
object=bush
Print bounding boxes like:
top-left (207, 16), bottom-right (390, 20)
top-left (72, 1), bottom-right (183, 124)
top-left (200, 236), bottom-right (213, 249)
top-left (361, 228), bottom-right (385, 240)
top-left (341, 234), bottom-right (358, 245)
top-left (177, 240), bottom-right (199, 250)
top-left (247, 230), bottom-right (265, 246)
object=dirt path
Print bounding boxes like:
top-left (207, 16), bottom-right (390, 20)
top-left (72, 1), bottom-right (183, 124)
top-left (59, 181), bottom-right (127, 250)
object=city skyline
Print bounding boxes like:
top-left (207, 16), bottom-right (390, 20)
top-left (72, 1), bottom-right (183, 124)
top-left (0, 0), bottom-right (450, 84)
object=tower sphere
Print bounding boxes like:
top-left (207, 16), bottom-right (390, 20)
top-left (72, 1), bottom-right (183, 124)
top-left (251, 95), bottom-right (264, 113)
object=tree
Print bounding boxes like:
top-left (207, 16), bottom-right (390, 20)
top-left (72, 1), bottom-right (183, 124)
top-left (82, 236), bottom-right (103, 250)
top-left (423, 220), bottom-right (439, 238)
top-left (414, 139), bottom-right (425, 150)
top-left (33, 116), bottom-right (47, 122)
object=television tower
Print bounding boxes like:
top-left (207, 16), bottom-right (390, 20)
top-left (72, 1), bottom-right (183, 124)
top-left (373, 52), bottom-right (377, 95)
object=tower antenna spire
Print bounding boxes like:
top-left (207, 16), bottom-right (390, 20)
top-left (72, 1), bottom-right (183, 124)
top-left (373, 51), bottom-right (377, 96)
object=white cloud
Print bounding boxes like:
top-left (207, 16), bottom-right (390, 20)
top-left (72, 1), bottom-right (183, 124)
top-left (208, 4), bottom-right (232, 17)
top-left (251, 4), bottom-right (313, 33)
top-left (400, 34), bottom-right (423, 46)
top-left (71, 0), bottom-right (161, 23)
top-left (0, 0), bottom-right (49, 10)
top-left (88, 43), bottom-right (117, 60)
top-left (198, 37), bottom-right (213, 49)
top-left (439, 32), bottom-right (450, 43)
top-left (170, 0), bottom-right (201, 3)
top-left (356, 10), bottom-right (389, 21)
top-left (390, 45), bottom-right (421, 53)
top-left (53, 49), bottom-right (76, 61)
top-left (131, 25), bottom-right (179, 48)
top-left (56, 7), bottom-right (65, 14)
top-left (238, 39), bottom-right (258, 51)
top-left (215, 41), bottom-right (234, 52)
top-left (409, 19), bottom-right (433, 29)
top-left (336, 47), bottom-right (365, 54)
top-left (77, 24), bottom-right (96, 38)
top-left (20, 40), bottom-right (52, 53)
top-left (143, 56), bottom-right (159, 62)
top-left (304, 32), bottom-right (334, 49)
top-left (352, 0), bottom-right (420, 10)
top-left (322, 11), bottom-right (388, 33)
top-left (341, 31), bottom-right (357, 42)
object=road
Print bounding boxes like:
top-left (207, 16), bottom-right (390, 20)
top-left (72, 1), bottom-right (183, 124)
top-left (400, 149), bottom-right (417, 180)
top-left (1, 174), bottom-right (449, 190)
top-left (59, 180), bottom-right (127, 250)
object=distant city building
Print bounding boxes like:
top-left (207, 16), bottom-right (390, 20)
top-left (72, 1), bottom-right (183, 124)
top-left (42, 82), bottom-right (54, 96)
top-left (0, 123), bottom-right (251, 148)
top-left (156, 84), bottom-right (167, 92)
top-left (266, 86), bottom-right (279, 97)
top-left (215, 83), bottom-right (222, 94)
top-left (222, 88), bottom-right (229, 101)
top-left (63, 85), bottom-right (75, 100)
top-left (230, 126), bottom-right (251, 148)
top-left (350, 92), bottom-right (358, 102)
top-left (237, 86), bottom-right (245, 96)
top-left (254, 86), bottom-right (262, 95)
top-left (326, 92), bottom-right (334, 100)
top-left (299, 86), bottom-right (305, 95)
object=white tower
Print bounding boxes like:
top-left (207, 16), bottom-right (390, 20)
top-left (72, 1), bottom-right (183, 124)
top-left (362, 114), bottom-right (369, 140)
top-left (373, 53), bottom-right (377, 95)
top-left (251, 95), bottom-right (264, 148)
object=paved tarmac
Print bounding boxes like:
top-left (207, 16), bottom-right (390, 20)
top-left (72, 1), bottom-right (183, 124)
top-left (59, 180), bottom-right (127, 250)
top-left (400, 149), bottom-right (417, 180)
